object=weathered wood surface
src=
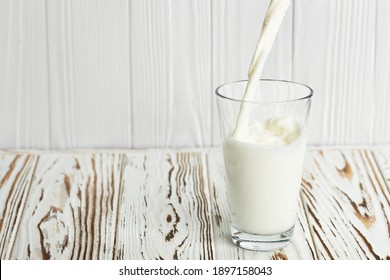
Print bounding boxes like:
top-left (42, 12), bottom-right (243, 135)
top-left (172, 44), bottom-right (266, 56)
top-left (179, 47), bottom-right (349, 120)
top-left (0, 148), bottom-right (389, 260)
top-left (115, 151), bottom-right (214, 260)
top-left (301, 149), bottom-right (390, 259)
top-left (373, 147), bottom-right (390, 188)
top-left (10, 154), bottom-right (123, 260)
top-left (0, 154), bottom-right (38, 259)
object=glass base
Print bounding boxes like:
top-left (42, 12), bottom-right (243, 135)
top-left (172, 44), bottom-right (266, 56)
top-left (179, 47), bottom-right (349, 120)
top-left (230, 225), bottom-right (294, 251)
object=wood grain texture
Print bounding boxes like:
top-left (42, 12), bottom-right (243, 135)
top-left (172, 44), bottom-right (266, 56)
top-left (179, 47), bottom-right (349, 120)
top-left (0, 148), bottom-right (389, 259)
top-left (0, 0), bottom-right (50, 148)
top-left (114, 151), bottom-right (214, 259)
top-left (374, 0), bottom-right (390, 144)
top-left (10, 153), bottom-right (123, 259)
top-left (130, 0), bottom-right (212, 148)
top-left (301, 149), bottom-right (390, 259)
top-left (46, 0), bottom-right (132, 148)
top-left (294, 0), bottom-right (376, 145)
top-left (206, 150), bottom-right (317, 260)
top-left (0, 0), bottom-right (389, 148)
top-left (372, 147), bottom-right (390, 189)
top-left (0, 154), bottom-right (37, 259)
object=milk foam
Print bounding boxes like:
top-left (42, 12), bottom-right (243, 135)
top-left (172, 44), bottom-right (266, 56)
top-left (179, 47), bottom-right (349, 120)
top-left (234, 116), bottom-right (301, 145)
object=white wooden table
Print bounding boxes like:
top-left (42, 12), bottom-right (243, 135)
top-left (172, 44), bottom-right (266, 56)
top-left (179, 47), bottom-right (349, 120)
top-left (0, 147), bottom-right (389, 260)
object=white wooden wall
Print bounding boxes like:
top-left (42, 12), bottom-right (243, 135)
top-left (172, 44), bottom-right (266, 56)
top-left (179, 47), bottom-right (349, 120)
top-left (0, 0), bottom-right (389, 149)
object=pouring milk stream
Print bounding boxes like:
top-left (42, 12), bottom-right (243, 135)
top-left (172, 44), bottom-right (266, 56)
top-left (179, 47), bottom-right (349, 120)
top-left (233, 0), bottom-right (291, 138)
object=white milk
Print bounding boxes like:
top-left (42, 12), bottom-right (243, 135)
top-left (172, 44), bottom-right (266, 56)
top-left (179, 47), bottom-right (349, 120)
top-left (224, 116), bottom-right (305, 235)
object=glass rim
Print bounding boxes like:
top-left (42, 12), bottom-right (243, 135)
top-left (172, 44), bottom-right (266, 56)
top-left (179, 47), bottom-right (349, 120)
top-left (215, 79), bottom-right (314, 105)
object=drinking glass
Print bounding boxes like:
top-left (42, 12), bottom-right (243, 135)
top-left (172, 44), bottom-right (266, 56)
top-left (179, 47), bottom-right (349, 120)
top-left (215, 79), bottom-right (313, 251)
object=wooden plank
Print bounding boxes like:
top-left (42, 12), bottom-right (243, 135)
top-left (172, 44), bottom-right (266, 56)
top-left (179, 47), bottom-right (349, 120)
top-left (0, 154), bottom-right (38, 259)
top-left (301, 149), bottom-right (390, 259)
top-left (130, 0), bottom-right (212, 148)
top-left (211, 0), bottom-right (293, 146)
top-left (115, 151), bottom-right (214, 259)
top-left (372, 147), bottom-right (390, 189)
top-left (206, 149), bottom-right (317, 260)
top-left (0, 0), bottom-right (49, 148)
top-left (293, 0), bottom-right (376, 145)
top-left (169, 0), bottom-right (212, 147)
top-left (46, 0), bottom-right (132, 148)
top-left (10, 153), bottom-right (123, 259)
top-left (374, 1), bottom-right (390, 143)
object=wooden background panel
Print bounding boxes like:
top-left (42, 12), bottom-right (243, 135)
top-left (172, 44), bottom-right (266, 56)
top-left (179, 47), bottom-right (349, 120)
top-left (0, 0), bottom-right (388, 149)
top-left (127, 0), bottom-right (171, 148)
top-left (0, 0), bottom-right (50, 148)
top-left (374, 0), bottom-right (390, 144)
top-left (0, 154), bottom-right (37, 259)
top-left (130, 0), bottom-right (212, 148)
top-left (301, 149), bottom-right (390, 259)
top-left (206, 150), bottom-right (317, 260)
top-left (293, 0), bottom-right (376, 145)
top-left (47, 0), bottom-right (132, 148)
top-left (10, 153), bottom-right (123, 259)
top-left (115, 151), bottom-right (214, 260)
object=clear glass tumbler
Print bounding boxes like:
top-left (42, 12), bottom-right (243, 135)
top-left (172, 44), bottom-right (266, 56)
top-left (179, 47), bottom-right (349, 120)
top-left (215, 79), bottom-right (313, 251)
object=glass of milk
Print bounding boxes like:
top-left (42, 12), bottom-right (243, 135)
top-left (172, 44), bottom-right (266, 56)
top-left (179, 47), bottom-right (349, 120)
top-left (215, 79), bottom-right (313, 251)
